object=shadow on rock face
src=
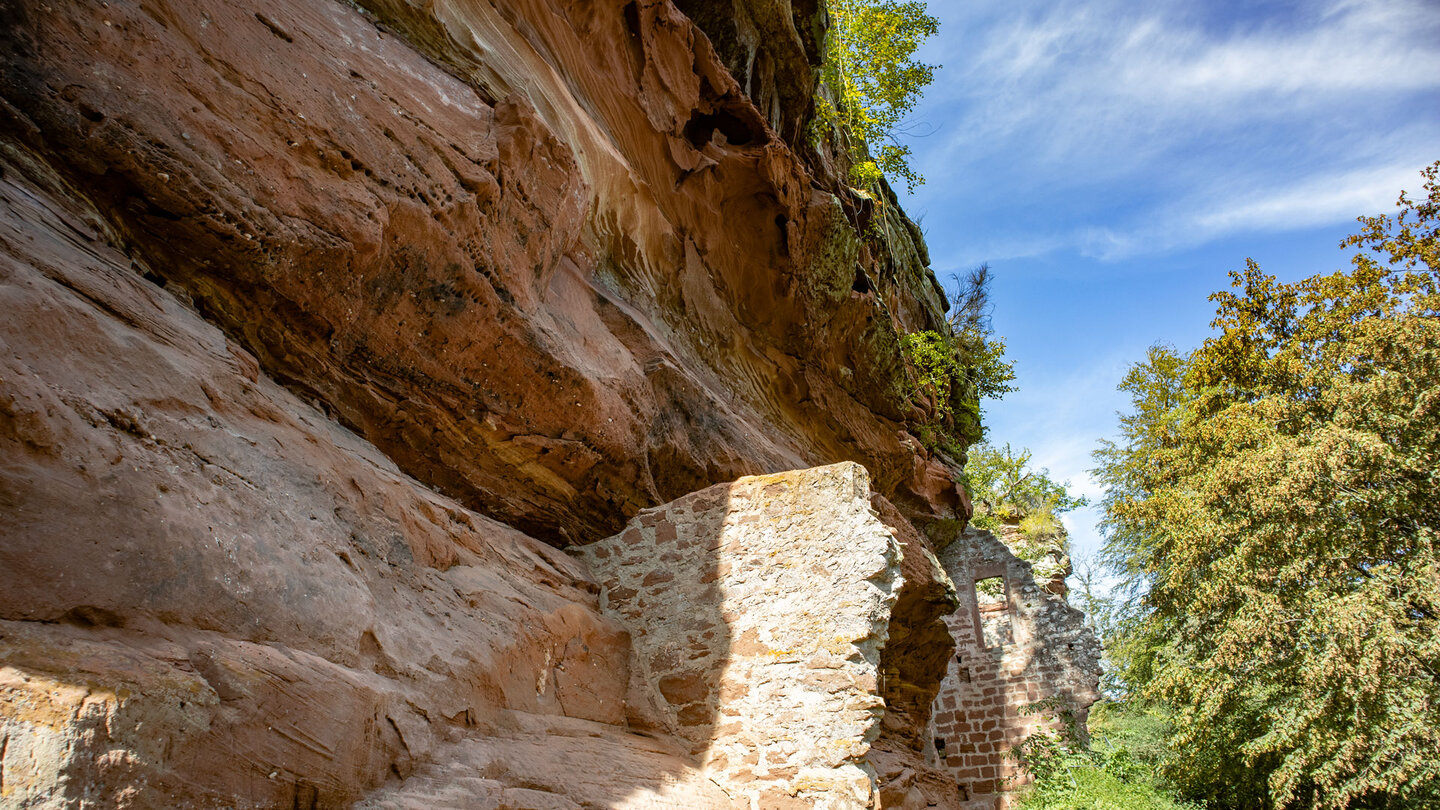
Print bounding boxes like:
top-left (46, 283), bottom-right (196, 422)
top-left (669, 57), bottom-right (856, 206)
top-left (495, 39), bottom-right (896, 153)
top-left (0, 0), bottom-right (971, 804)
top-left (929, 527), bottom-right (1103, 807)
top-left (0, 145), bottom-right (702, 809)
top-left (0, 0), bottom-right (963, 553)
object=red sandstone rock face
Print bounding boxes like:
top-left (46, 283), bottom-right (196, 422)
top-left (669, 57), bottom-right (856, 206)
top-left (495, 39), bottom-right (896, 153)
top-left (0, 0), bottom-right (961, 547)
top-left (869, 496), bottom-right (971, 809)
top-left (0, 0), bottom-right (991, 806)
top-left (0, 149), bottom-right (663, 807)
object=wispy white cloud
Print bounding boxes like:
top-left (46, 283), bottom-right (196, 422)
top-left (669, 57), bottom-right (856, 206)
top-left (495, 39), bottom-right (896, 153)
top-left (903, 0), bottom-right (1440, 261)
top-left (929, 0), bottom-right (1440, 154)
top-left (1075, 155), bottom-right (1429, 260)
top-left (1186, 163), bottom-right (1420, 234)
top-left (897, 1), bottom-right (1440, 589)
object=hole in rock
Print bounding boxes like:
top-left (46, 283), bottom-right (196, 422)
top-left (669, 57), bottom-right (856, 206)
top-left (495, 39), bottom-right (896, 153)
top-left (622, 1), bottom-right (645, 77)
top-left (254, 12), bottom-right (294, 43)
top-left (623, 1), bottom-right (642, 39)
top-left (852, 266), bottom-right (872, 294)
top-left (62, 605), bottom-right (125, 628)
top-left (683, 108), bottom-right (758, 148)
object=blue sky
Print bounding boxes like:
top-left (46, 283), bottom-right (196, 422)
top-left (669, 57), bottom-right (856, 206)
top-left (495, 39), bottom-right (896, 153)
top-left (893, 0), bottom-right (1440, 566)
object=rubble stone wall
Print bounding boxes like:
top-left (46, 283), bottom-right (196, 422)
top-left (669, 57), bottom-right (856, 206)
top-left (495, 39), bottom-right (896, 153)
top-left (576, 463), bottom-right (903, 810)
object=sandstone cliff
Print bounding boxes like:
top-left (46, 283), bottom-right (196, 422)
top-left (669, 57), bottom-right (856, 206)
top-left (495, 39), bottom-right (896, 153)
top-left (0, 1), bottom-right (1096, 807)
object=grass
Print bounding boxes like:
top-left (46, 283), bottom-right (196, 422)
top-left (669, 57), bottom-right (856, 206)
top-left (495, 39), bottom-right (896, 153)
top-left (1014, 700), bottom-right (1200, 810)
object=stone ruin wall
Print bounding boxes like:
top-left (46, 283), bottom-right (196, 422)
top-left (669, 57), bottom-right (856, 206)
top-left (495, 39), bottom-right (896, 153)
top-left (929, 527), bottom-right (1103, 809)
top-left (569, 465), bottom-right (1104, 810)
top-left (576, 463), bottom-right (904, 809)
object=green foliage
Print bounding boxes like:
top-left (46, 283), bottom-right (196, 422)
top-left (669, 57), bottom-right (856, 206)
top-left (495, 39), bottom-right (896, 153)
top-left (1016, 756), bottom-right (1202, 810)
top-left (966, 442), bottom-right (1088, 523)
top-left (818, 0), bottom-right (939, 190)
top-left (901, 265), bottom-right (1017, 452)
top-left (1088, 700), bottom-right (1174, 779)
top-left (965, 442), bottom-right (1087, 582)
top-left (975, 574), bottom-right (1006, 599)
top-left (951, 264), bottom-right (1019, 407)
top-left (1013, 698), bottom-right (1199, 810)
top-left (1094, 162), bottom-right (1440, 809)
top-left (901, 329), bottom-right (963, 419)
top-left (960, 328), bottom-right (1017, 401)
top-left (1069, 553), bottom-right (1153, 698)
top-left (1019, 508), bottom-right (1063, 541)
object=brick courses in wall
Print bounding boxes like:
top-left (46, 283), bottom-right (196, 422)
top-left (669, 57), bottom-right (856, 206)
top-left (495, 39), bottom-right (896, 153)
top-left (928, 527), bottom-right (1102, 809)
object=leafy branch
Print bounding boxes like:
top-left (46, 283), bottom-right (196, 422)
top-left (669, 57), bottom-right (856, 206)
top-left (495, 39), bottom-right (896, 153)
top-left (816, 0), bottom-right (939, 190)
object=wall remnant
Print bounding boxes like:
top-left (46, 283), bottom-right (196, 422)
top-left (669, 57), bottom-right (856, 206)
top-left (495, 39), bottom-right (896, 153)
top-left (575, 462), bottom-right (905, 810)
top-left (929, 526), bottom-right (1103, 809)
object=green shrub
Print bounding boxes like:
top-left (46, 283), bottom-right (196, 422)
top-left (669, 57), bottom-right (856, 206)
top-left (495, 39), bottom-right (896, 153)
top-left (899, 266), bottom-right (1016, 454)
top-left (1016, 761), bottom-right (1202, 810)
top-left (965, 443), bottom-right (1086, 521)
top-left (1018, 511), bottom-right (1062, 541)
top-left (1013, 698), bottom-right (1200, 810)
top-left (817, 0), bottom-right (939, 189)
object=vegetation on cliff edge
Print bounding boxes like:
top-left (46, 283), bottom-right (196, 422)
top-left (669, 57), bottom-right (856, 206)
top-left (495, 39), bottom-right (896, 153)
top-left (965, 441), bottom-right (1088, 587)
top-left (900, 264), bottom-right (1017, 455)
top-left (817, 0), bottom-right (939, 190)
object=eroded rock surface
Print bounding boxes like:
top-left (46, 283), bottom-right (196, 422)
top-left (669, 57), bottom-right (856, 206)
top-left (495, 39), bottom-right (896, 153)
top-left (0, 0), bottom-right (1096, 807)
top-left (867, 497), bottom-right (971, 809)
top-left (0, 141), bottom-right (676, 806)
top-left (0, 0), bottom-right (964, 546)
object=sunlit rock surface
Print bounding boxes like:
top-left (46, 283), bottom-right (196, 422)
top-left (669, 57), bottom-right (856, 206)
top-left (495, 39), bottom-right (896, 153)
top-left (930, 527), bottom-right (1103, 808)
top-left (0, 0), bottom-right (1096, 807)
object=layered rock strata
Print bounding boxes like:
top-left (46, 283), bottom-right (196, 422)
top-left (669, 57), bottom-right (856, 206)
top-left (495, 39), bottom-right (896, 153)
top-left (0, 0), bottom-right (964, 546)
top-left (0, 0), bottom-right (1099, 807)
top-left (0, 143), bottom-right (962, 807)
top-left (0, 144), bottom-right (654, 807)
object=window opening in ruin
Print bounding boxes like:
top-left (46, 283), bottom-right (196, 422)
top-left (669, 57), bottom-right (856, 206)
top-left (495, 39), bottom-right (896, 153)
top-left (975, 575), bottom-right (1014, 648)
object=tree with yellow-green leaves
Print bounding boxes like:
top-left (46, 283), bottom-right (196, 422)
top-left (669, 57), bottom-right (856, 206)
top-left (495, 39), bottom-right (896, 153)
top-left (818, 0), bottom-right (938, 190)
top-left (1094, 162), bottom-right (1440, 809)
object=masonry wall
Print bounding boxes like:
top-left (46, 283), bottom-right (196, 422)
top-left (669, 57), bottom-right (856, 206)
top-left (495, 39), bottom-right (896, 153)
top-left (574, 463), bottom-right (906, 809)
top-left (929, 527), bottom-right (1102, 809)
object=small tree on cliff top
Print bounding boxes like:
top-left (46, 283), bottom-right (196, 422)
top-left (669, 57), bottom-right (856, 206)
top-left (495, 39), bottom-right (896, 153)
top-left (818, 0), bottom-right (939, 190)
top-left (901, 265), bottom-right (1017, 452)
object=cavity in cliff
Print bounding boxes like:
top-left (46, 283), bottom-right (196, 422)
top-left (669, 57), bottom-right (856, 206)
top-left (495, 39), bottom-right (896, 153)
top-left (0, 1), bottom-right (1097, 808)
